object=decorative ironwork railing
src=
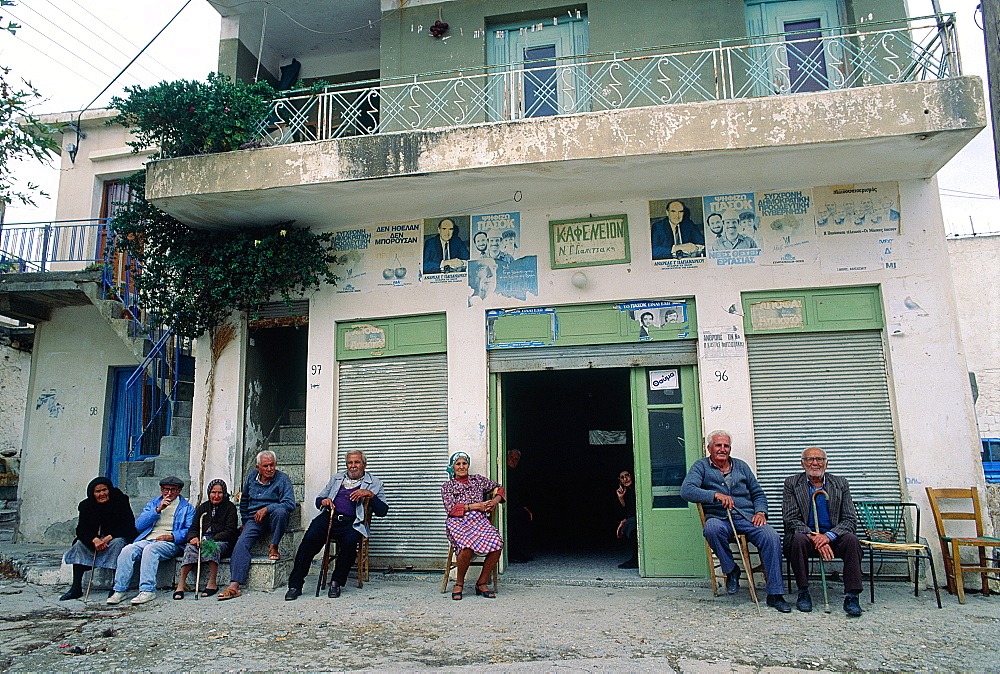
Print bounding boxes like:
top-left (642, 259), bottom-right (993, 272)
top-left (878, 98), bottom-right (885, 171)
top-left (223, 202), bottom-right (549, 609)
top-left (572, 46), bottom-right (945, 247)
top-left (0, 219), bottom-right (193, 462)
top-left (256, 14), bottom-right (960, 146)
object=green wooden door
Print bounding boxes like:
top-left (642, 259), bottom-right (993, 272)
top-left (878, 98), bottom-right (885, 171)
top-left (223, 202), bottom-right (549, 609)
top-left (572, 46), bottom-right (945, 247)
top-left (631, 365), bottom-right (705, 577)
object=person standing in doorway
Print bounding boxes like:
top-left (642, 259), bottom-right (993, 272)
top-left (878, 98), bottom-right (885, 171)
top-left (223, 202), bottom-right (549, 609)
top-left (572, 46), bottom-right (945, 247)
top-left (616, 470), bottom-right (638, 569)
top-left (505, 449), bottom-right (534, 563)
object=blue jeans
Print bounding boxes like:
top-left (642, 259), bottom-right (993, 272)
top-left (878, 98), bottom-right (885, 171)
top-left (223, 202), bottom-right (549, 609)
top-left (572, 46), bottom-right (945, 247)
top-left (703, 514), bottom-right (784, 596)
top-left (113, 539), bottom-right (180, 592)
top-left (229, 508), bottom-right (290, 585)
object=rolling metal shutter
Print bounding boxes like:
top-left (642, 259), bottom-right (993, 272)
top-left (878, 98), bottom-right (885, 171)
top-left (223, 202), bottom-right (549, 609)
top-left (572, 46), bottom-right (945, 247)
top-left (488, 340), bottom-right (698, 372)
top-left (337, 353), bottom-right (449, 569)
top-left (748, 331), bottom-right (901, 509)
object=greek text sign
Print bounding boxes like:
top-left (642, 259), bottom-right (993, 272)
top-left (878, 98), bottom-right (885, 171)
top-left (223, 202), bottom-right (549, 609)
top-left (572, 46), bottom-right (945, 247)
top-left (550, 214), bottom-right (630, 268)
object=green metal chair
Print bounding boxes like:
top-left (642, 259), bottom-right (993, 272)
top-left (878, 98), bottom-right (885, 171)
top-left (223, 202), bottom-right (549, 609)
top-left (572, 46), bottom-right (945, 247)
top-left (856, 501), bottom-right (942, 608)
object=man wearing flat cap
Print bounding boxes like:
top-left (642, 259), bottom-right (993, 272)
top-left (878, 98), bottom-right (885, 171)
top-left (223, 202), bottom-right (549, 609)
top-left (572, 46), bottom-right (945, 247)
top-left (107, 476), bottom-right (195, 605)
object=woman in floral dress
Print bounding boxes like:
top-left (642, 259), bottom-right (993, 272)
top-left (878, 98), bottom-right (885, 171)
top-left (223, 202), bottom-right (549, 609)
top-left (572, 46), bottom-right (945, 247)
top-left (441, 452), bottom-right (505, 600)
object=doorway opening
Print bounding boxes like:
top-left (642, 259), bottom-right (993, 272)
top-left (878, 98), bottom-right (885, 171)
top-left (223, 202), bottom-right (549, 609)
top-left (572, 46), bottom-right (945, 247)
top-left (501, 367), bottom-right (635, 573)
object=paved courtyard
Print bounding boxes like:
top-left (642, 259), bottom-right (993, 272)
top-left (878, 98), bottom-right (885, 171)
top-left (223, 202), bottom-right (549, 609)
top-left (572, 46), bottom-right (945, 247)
top-left (1, 556), bottom-right (999, 672)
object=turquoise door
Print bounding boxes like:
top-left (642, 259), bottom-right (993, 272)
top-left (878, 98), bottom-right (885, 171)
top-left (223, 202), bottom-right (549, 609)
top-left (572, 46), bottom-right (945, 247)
top-left (746, 0), bottom-right (845, 93)
top-left (487, 14), bottom-right (589, 120)
top-left (105, 366), bottom-right (141, 486)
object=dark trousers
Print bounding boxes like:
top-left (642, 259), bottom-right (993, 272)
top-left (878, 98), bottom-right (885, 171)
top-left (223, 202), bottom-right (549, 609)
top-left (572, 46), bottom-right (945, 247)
top-left (230, 508), bottom-right (291, 584)
top-left (288, 513), bottom-right (361, 589)
top-left (507, 505), bottom-right (533, 560)
top-left (785, 531), bottom-right (864, 594)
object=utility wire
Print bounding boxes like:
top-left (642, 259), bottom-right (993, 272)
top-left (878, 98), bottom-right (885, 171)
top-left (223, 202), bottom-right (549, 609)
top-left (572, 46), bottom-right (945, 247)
top-left (24, 0), bottom-right (171, 84)
top-left (939, 187), bottom-right (1000, 198)
top-left (66, 0), bottom-right (183, 80)
top-left (5, 30), bottom-right (103, 88)
top-left (3, 8), bottom-right (148, 87)
top-left (70, 0), bottom-right (195, 162)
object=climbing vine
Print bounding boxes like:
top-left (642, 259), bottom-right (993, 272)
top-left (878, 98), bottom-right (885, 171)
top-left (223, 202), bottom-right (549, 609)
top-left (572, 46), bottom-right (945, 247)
top-left (110, 170), bottom-right (338, 338)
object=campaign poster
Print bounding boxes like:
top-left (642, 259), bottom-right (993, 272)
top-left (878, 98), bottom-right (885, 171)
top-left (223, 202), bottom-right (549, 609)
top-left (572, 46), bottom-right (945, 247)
top-left (813, 182), bottom-right (900, 236)
top-left (649, 198), bottom-right (706, 270)
top-left (704, 192), bottom-right (761, 267)
top-left (330, 221), bottom-right (421, 293)
top-left (470, 212), bottom-right (537, 305)
top-left (422, 215), bottom-right (471, 283)
top-left (616, 300), bottom-right (689, 341)
top-left (755, 189), bottom-right (819, 265)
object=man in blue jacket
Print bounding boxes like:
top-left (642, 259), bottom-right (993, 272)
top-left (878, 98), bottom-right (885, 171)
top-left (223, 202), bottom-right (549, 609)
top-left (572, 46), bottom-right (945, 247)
top-left (681, 430), bottom-right (790, 612)
top-left (107, 476), bottom-right (194, 605)
top-left (219, 450), bottom-right (296, 600)
top-left (285, 450), bottom-right (388, 600)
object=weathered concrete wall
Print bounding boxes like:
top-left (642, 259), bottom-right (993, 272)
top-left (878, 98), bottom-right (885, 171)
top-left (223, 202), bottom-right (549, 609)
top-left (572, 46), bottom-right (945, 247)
top-left (0, 343), bottom-right (30, 466)
top-left (189, 174), bottom-right (984, 556)
top-left (17, 305), bottom-right (139, 543)
top-left (947, 233), bottom-right (1000, 439)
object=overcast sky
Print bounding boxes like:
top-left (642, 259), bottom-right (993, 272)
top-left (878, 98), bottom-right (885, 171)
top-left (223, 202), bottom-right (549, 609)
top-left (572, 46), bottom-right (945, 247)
top-left (2, 0), bottom-right (997, 235)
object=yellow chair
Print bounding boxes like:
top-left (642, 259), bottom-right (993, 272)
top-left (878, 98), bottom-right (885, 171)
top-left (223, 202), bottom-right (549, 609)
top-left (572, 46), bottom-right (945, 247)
top-left (696, 504), bottom-right (764, 596)
top-left (440, 491), bottom-right (500, 594)
top-left (925, 486), bottom-right (1000, 603)
top-left (317, 497), bottom-right (373, 592)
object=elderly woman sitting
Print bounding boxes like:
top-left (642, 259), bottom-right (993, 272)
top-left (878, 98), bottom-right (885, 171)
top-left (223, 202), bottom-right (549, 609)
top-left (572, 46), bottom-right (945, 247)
top-left (60, 477), bottom-right (137, 600)
top-left (174, 479), bottom-right (239, 599)
top-left (441, 452), bottom-right (505, 600)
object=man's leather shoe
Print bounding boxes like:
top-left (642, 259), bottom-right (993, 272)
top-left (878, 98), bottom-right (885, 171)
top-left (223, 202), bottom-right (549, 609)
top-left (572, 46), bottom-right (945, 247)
top-left (284, 586), bottom-right (302, 601)
top-left (844, 594), bottom-right (863, 617)
top-left (766, 594), bottom-right (792, 613)
top-left (796, 589), bottom-right (813, 612)
top-left (327, 581), bottom-right (341, 598)
top-left (725, 566), bottom-right (741, 594)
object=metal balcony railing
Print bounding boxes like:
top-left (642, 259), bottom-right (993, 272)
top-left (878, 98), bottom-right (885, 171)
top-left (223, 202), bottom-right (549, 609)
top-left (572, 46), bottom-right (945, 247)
top-left (0, 219), bottom-right (193, 463)
top-left (256, 14), bottom-right (959, 146)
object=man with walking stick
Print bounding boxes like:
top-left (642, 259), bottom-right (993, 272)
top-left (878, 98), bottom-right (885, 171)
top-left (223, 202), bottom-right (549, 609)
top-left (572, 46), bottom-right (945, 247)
top-left (782, 447), bottom-right (864, 617)
top-left (681, 430), bottom-right (791, 612)
top-left (284, 450), bottom-right (388, 600)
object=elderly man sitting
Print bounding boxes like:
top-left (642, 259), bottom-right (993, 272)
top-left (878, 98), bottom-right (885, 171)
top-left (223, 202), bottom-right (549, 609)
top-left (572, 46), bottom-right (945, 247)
top-left (218, 450), bottom-right (296, 600)
top-left (681, 430), bottom-right (790, 612)
top-left (782, 447), bottom-right (864, 616)
top-left (107, 476), bottom-right (194, 605)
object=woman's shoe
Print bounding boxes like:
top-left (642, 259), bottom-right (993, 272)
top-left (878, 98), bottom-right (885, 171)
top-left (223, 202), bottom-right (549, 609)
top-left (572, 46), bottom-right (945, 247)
top-left (475, 583), bottom-right (496, 599)
top-left (172, 591), bottom-right (185, 600)
top-left (451, 583), bottom-right (463, 600)
top-left (60, 587), bottom-right (83, 601)
top-left (200, 587), bottom-right (218, 597)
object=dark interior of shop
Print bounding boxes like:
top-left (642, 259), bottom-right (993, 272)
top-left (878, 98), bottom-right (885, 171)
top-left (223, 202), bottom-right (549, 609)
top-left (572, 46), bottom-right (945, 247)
top-left (501, 368), bottom-right (635, 569)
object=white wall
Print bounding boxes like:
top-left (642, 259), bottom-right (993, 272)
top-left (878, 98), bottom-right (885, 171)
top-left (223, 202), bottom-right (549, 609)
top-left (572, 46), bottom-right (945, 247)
top-left (197, 177), bottom-right (985, 547)
top-left (948, 233), bottom-right (1000, 439)
top-left (0, 343), bottom-right (30, 465)
top-left (17, 305), bottom-right (139, 543)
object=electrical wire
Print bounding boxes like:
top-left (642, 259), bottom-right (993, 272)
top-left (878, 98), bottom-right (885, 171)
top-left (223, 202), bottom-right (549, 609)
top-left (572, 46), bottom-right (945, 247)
top-left (1, 8), bottom-right (146, 87)
top-left (66, 0), bottom-right (183, 80)
top-left (24, 0), bottom-right (174, 84)
top-left (5, 30), bottom-right (103, 88)
top-left (205, 0), bottom-right (397, 36)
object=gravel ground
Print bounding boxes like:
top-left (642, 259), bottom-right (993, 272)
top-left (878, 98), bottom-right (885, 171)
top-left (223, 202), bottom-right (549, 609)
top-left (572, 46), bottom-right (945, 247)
top-left (2, 570), bottom-right (999, 672)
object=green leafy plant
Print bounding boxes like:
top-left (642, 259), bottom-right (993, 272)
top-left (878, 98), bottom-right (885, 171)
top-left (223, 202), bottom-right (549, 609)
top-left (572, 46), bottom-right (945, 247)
top-left (0, 0), bottom-right (61, 207)
top-left (108, 73), bottom-right (275, 159)
top-left (110, 170), bottom-right (338, 338)
top-left (199, 538), bottom-right (220, 559)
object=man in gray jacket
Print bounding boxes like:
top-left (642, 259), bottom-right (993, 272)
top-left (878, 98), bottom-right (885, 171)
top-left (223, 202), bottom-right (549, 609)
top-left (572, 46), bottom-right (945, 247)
top-left (782, 446), bottom-right (863, 616)
top-left (681, 430), bottom-right (790, 612)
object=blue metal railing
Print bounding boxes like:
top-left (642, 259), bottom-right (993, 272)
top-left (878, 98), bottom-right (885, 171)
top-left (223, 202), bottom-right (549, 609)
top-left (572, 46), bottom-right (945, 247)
top-left (1, 218), bottom-right (193, 462)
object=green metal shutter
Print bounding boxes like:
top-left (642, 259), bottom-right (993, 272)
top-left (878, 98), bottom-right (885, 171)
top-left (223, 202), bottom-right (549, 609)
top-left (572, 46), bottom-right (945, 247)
top-left (488, 340), bottom-right (698, 372)
top-left (747, 330), bottom-right (901, 510)
top-left (337, 353), bottom-right (449, 569)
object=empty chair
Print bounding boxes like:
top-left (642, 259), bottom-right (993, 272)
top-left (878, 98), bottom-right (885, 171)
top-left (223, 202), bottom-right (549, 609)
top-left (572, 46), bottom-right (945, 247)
top-left (925, 487), bottom-right (1000, 603)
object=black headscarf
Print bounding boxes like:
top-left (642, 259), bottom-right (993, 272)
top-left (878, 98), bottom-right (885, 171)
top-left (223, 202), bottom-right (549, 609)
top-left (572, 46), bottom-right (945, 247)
top-left (76, 477), bottom-right (137, 547)
top-left (184, 479), bottom-right (239, 545)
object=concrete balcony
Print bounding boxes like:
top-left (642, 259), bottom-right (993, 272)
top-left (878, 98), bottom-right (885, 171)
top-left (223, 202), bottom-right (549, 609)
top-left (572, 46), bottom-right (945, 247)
top-left (145, 17), bottom-right (986, 230)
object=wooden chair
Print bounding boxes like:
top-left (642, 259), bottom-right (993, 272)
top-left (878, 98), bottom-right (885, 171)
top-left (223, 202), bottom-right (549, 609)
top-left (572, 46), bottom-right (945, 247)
top-left (925, 486), bottom-right (1000, 603)
top-left (318, 497), bottom-right (373, 591)
top-left (856, 501), bottom-right (941, 608)
top-left (440, 491), bottom-right (500, 594)
top-left (696, 504), bottom-right (764, 596)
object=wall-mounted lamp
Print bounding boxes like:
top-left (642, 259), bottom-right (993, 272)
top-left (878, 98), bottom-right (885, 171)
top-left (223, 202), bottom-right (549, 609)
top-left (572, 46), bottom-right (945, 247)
top-left (571, 271), bottom-right (588, 289)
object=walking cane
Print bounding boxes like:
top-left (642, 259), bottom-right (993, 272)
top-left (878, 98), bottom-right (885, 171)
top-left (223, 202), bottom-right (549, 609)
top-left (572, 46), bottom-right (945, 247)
top-left (315, 508), bottom-right (335, 597)
top-left (727, 509), bottom-right (762, 617)
top-left (84, 526), bottom-right (100, 603)
top-left (195, 513), bottom-right (206, 600)
top-left (811, 489), bottom-right (831, 614)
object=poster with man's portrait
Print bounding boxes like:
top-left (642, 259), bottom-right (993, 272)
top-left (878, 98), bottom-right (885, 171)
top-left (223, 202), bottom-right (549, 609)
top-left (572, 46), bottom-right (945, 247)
top-left (704, 193), bottom-right (761, 267)
top-left (649, 198), bottom-right (706, 270)
top-left (422, 215), bottom-right (471, 281)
